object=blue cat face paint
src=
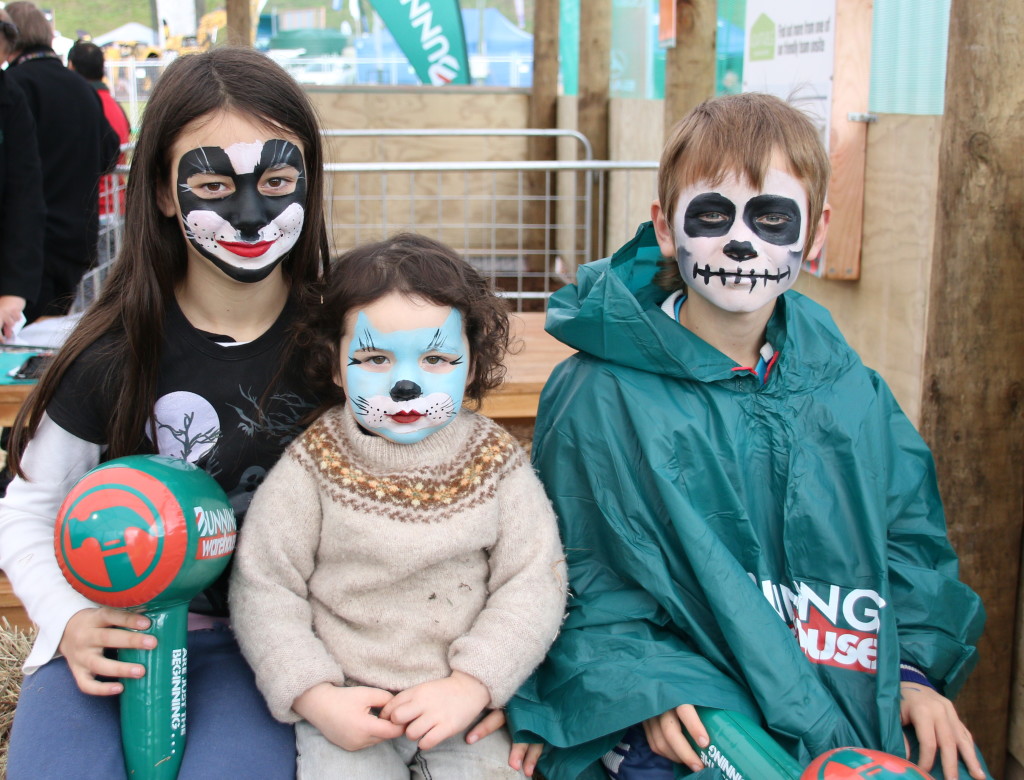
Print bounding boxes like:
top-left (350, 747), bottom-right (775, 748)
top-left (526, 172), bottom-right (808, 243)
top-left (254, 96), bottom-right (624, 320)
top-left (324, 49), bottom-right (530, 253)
top-left (339, 293), bottom-right (470, 445)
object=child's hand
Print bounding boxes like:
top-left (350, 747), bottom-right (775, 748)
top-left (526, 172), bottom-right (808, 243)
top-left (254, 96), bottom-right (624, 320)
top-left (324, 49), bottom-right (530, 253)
top-left (900, 683), bottom-right (985, 780)
top-left (293, 683), bottom-right (405, 751)
top-left (463, 708), bottom-right (544, 776)
top-left (466, 708), bottom-right (506, 744)
top-left (642, 704), bottom-right (709, 774)
top-left (509, 742), bottom-right (544, 777)
top-left (59, 607), bottom-right (156, 695)
top-left (380, 670), bottom-right (491, 750)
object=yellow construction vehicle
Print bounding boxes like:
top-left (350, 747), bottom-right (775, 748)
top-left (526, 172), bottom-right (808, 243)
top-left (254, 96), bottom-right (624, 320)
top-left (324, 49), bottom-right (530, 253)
top-left (103, 40), bottom-right (162, 62)
top-left (163, 2), bottom-right (262, 57)
top-left (163, 10), bottom-right (226, 57)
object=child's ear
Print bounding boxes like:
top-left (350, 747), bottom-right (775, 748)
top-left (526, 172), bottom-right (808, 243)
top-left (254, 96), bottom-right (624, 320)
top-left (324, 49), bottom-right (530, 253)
top-left (651, 199), bottom-right (677, 259)
top-left (805, 203), bottom-right (832, 262)
top-left (156, 181), bottom-right (177, 218)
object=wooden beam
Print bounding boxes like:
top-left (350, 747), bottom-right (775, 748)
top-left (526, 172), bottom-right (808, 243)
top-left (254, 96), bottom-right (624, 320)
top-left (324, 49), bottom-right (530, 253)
top-left (575, 0), bottom-right (611, 264)
top-left (822, 0), bottom-right (872, 280)
top-left (577, 0), bottom-right (611, 162)
top-left (529, 0), bottom-right (559, 157)
top-left (918, 0), bottom-right (1024, 773)
top-left (663, 0), bottom-right (715, 137)
top-left (225, 0), bottom-right (252, 47)
top-left (525, 0), bottom-right (559, 273)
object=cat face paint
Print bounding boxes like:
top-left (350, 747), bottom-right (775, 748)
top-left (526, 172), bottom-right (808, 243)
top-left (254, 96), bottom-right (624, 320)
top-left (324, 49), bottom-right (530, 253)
top-left (175, 139), bottom-right (306, 283)
top-left (671, 167), bottom-right (808, 313)
top-left (339, 293), bottom-right (470, 445)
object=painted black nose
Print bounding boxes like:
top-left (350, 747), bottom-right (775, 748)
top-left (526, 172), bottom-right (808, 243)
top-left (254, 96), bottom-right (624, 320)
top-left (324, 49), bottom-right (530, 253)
top-left (390, 380), bottom-right (422, 402)
top-left (723, 240), bottom-right (757, 261)
top-left (232, 185), bottom-right (269, 242)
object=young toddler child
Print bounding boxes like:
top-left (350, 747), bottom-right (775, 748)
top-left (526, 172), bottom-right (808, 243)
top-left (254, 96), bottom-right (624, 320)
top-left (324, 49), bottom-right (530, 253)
top-left (230, 232), bottom-right (567, 778)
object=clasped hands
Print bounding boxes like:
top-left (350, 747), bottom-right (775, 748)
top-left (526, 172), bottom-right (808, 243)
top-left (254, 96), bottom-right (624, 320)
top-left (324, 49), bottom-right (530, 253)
top-left (293, 670), bottom-right (492, 753)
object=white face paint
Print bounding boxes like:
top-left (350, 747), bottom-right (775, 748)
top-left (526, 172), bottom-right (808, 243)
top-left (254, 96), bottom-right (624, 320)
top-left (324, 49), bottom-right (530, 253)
top-left (671, 167), bottom-right (809, 314)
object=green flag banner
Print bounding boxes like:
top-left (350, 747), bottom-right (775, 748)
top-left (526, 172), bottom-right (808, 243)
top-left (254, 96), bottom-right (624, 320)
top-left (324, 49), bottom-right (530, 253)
top-left (371, 0), bottom-right (470, 85)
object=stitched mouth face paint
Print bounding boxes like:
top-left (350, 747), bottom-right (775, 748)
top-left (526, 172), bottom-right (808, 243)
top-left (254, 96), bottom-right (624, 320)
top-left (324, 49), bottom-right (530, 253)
top-left (175, 138), bottom-right (306, 283)
top-left (672, 167), bottom-right (807, 313)
top-left (339, 293), bottom-right (470, 445)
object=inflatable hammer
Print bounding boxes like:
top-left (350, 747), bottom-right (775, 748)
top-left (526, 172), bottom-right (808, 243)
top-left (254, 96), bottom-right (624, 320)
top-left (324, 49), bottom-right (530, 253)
top-left (684, 707), bottom-right (803, 779)
top-left (683, 709), bottom-right (949, 779)
top-left (802, 747), bottom-right (939, 779)
top-left (54, 455), bottom-right (236, 780)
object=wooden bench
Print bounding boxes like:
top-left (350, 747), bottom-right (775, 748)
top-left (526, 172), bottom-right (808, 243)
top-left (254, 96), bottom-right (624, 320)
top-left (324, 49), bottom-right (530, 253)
top-left (480, 312), bottom-right (574, 419)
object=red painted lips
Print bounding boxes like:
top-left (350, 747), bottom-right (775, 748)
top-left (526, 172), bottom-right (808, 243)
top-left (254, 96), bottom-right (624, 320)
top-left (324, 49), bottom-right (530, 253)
top-left (389, 411), bottom-right (423, 424)
top-left (218, 240), bottom-right (273, 258)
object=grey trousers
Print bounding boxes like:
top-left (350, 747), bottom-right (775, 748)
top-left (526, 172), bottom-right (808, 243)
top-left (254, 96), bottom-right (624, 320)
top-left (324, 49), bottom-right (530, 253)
top-left (296, 721), bottom-right (527, 779)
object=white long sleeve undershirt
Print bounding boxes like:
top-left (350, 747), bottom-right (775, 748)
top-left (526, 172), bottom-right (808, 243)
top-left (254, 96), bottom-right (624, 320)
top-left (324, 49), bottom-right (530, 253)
top-left (0, 414), bottom-right (102, 672)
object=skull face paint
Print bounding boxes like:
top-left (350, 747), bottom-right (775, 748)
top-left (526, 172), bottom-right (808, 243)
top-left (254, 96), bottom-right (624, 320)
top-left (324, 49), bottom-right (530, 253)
top-left (340, 293), bottom-right (470, 445)
top-left (672, 167), bottom-right (808, 313)
top-left (175, 138), bottom-right (306, 283)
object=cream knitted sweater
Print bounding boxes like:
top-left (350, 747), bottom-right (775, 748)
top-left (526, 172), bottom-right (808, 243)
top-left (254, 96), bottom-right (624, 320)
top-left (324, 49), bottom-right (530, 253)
top-left (230, 406), bottom-right (567, 724)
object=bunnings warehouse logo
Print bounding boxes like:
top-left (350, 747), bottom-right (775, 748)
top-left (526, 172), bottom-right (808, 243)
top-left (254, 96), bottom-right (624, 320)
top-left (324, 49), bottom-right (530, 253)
top-left (400, 0), bottom-right (463, 85)
top-left (756, 578), bottom-right (884, 674)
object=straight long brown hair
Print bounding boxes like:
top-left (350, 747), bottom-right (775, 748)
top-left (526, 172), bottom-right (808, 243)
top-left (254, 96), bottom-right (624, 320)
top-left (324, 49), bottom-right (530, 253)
top-left (9, 47), bottom-right (331, 476)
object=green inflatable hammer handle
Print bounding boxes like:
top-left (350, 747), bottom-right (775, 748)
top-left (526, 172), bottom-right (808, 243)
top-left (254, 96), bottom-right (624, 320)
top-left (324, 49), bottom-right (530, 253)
top-left (683, 707), bottom-right (803, 780)
top-left (55, 455), bottom-right (236, 780)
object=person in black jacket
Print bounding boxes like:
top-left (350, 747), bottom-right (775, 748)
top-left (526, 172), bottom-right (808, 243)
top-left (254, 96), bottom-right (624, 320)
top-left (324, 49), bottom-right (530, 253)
top-left (4, 2), bottom-right (119, 322)
top-left (0, 11), bottom-right (44, 339)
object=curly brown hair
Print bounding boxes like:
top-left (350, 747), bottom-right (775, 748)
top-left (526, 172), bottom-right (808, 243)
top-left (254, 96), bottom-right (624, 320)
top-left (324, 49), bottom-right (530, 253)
top-left (299, 233), bottom-right (513, 417)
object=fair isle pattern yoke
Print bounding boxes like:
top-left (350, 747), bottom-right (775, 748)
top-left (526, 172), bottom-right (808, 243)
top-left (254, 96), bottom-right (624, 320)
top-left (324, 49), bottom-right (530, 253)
top-left (294, 415), bottom-right (526, 523)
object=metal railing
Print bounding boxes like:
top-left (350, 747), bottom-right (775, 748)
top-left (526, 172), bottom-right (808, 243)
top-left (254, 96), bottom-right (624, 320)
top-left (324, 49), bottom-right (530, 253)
top-left (322, 159), bottom-right (657, 310)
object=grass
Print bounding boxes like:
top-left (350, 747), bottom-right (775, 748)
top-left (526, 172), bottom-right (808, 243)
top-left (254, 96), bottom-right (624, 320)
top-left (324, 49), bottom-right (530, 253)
top-left (46, 0), bottom-right (154, 41)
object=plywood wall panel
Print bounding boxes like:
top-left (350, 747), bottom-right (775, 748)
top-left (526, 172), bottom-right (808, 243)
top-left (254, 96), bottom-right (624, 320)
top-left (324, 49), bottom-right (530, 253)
top-left (796, 114), bottom-right (942, 425)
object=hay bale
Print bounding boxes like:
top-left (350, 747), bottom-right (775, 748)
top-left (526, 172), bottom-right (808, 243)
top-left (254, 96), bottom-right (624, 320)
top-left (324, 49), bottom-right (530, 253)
top-left (0, 618), bottom-right (34, 775)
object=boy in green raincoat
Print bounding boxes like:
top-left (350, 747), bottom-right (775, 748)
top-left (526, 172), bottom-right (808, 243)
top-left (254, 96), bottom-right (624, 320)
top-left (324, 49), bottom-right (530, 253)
top-left (505, 93), bottom-right (987, 780)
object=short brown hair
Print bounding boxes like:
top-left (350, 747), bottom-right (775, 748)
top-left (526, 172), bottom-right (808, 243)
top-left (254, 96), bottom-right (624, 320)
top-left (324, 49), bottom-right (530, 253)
top-left (5, 2), bottom-right (52, 51)
top-left (655, 93), bottom-right (830, 289)
top-left (300, 233), bottom-right (513, 416)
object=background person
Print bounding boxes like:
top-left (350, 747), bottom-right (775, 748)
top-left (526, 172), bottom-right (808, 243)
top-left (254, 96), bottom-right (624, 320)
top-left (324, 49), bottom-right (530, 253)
top-left (3, 2), bottom-right (119, 322)
top-left (67, 39), bottom-right (131, 262)
top-left (0, 10), bottom-right (44, 340)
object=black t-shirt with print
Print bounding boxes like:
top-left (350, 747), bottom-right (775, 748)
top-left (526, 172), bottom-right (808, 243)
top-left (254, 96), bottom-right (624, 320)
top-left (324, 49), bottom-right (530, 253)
top-left (48, 297), bottom-right (319, 615)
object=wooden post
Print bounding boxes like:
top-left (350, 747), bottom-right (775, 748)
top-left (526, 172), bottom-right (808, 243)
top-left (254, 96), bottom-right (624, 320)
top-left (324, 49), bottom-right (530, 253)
top-left (524, 0), bottom-right (559, 280)
top-left (225, 0), bottom-right (252, 47)
top-left (577, 0), bottom-right (611, 161)
top-left (663, 0), bottom-right (715, 137)
top-left (529, 0), bottom-right (559, 162)
top-left (575, 0), bottom-right (611, 263)
top-left (822, 0), bottom-right (872, 280)
top-left (919, 0), bottom-right (1024, 773)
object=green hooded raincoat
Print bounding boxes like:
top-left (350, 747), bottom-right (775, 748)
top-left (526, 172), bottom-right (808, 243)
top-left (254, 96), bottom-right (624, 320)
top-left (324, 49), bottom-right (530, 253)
top-left (507, 223), bottom-right (985, 780)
